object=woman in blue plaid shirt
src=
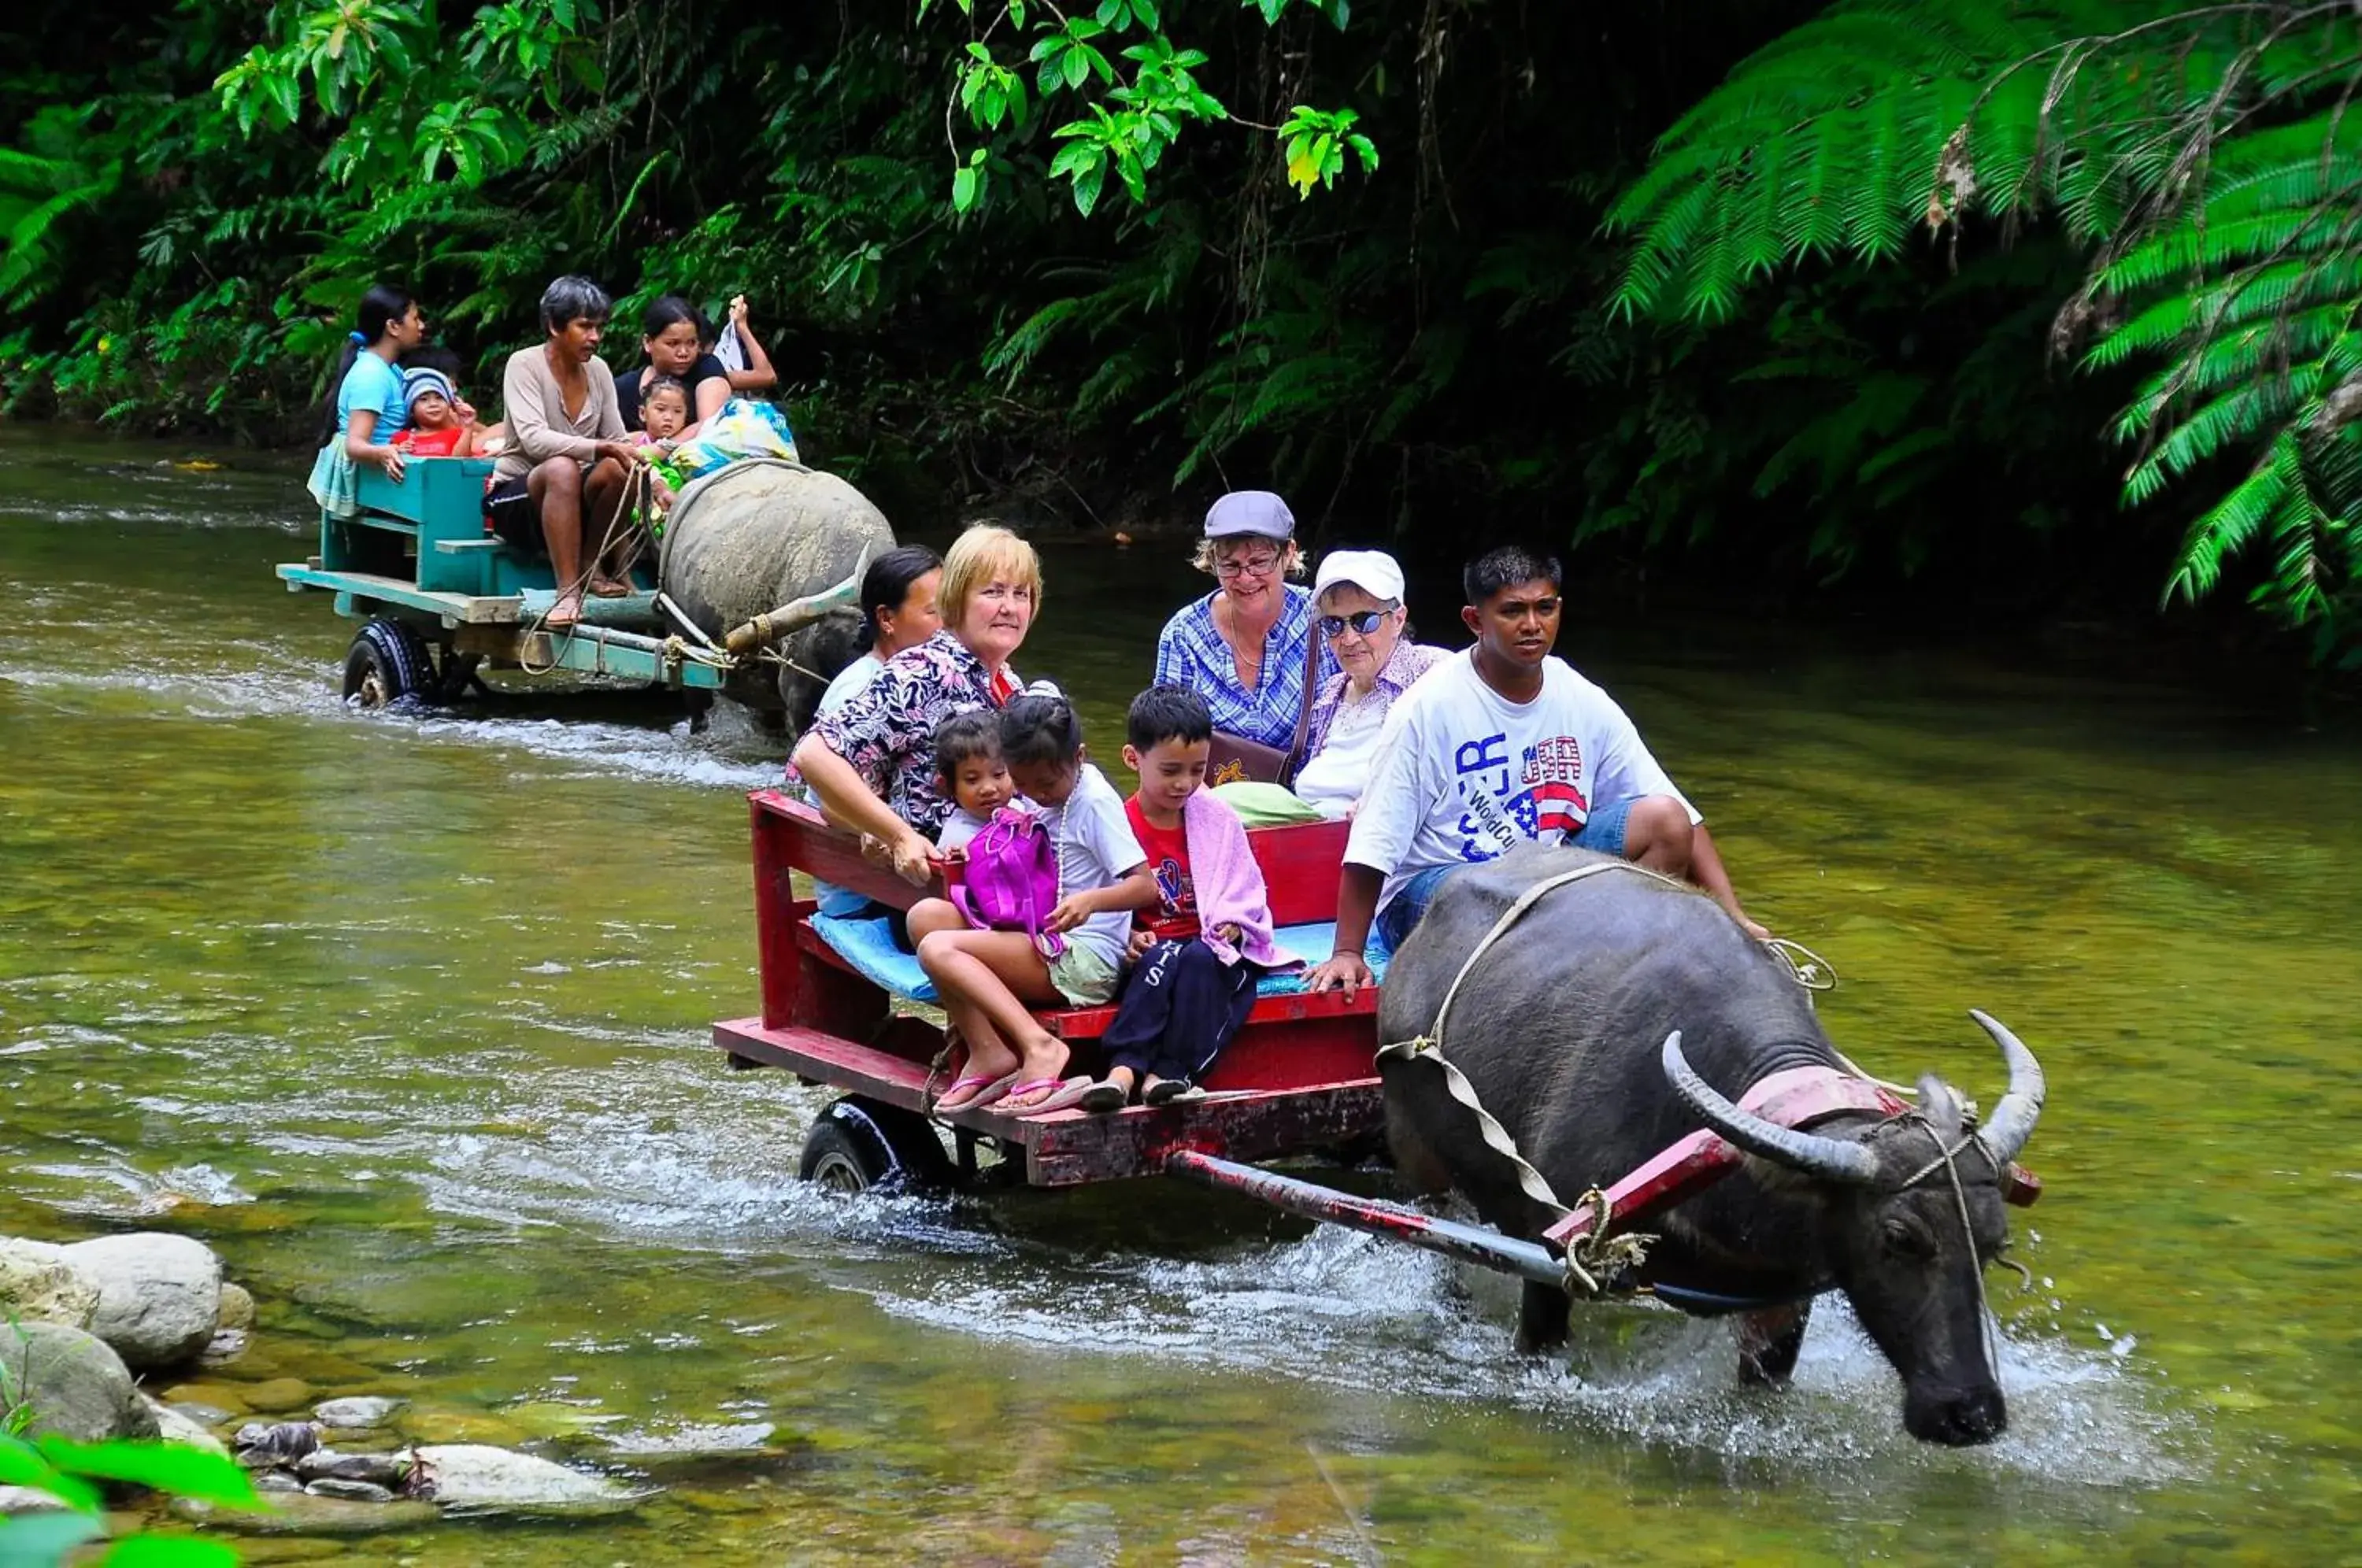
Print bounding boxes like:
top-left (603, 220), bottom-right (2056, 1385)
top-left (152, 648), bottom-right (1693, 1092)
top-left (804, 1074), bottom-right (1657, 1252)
top-left (1152, 490), bottom-right (1337, 749)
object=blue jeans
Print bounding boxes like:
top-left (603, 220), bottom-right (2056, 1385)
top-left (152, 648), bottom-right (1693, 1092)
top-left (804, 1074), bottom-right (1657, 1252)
top-left (1374, 797), bottom-right (1641, 950)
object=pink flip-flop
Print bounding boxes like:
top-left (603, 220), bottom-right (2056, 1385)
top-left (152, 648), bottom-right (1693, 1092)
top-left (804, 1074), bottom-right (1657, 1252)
top-left (1007, 1076), bottom-right (1095, 1117)
top-left (933, 1070), bottom-right (1019, 1115)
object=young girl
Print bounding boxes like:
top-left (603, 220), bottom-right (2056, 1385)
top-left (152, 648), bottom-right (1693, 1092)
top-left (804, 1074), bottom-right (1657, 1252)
top-left (909, 695), bottom-right (1157, 1115)
top-left (930, 710), bottom-right (1013, 856)
top-left (635, 376), bottom-right (691, 446)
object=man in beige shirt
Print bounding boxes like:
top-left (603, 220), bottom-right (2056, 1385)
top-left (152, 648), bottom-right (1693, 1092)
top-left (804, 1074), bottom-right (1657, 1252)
top-left (486, 275), bottom-right (649, 629)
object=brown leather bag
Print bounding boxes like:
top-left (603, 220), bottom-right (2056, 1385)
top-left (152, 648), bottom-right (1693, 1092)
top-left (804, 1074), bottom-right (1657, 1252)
top-left (1205, 626), bottom-right (1323, 788)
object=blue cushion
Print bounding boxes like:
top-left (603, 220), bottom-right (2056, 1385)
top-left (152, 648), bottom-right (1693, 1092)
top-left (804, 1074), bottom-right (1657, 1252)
top-left (811, 914), bottom-right (936, 1002)
top-left (807, 915), bottom-right (1390, 1007)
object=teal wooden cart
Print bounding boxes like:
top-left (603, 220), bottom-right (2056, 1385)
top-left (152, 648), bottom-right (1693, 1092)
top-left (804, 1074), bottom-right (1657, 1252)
top-left (276, 457), bottom-right (738, 707)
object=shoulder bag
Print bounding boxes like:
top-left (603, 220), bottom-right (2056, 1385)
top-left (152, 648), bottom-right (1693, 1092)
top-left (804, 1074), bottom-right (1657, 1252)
top-left (1205, 624), bottom-right (1322, 789)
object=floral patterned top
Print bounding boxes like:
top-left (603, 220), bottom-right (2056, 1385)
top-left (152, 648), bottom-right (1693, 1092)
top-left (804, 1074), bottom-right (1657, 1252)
top-left (1302, 637), bottom-right (1450, 760)
top-left (1152, 585), bottom-right (1338, 749)
top-left (802, 630), bottom-right (1018, 834)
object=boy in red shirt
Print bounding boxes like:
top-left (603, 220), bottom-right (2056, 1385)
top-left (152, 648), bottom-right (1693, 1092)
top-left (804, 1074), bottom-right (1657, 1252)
top-left (1081, 686), bottom-right (1274, 1111)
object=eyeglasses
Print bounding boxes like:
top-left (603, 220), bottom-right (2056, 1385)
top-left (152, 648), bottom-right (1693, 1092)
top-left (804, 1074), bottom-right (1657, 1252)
top-left (1213, 551), bottom-right (1281, 579)
top-left (1317, 610), bottom-right (1390, 638)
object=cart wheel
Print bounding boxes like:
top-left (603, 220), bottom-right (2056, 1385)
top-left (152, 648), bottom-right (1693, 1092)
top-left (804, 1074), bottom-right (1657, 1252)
top-left (342, 617), bottom-right (431, 708)
top-left (798, 1097), bottom-right (955, 1196)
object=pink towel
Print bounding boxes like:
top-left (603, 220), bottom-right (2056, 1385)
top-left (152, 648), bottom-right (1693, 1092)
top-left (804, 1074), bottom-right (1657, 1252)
top-left (1183, 789), bottom-right (1301, 971)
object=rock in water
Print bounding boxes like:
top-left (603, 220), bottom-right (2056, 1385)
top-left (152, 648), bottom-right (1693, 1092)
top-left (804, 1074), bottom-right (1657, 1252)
top-left (294, 1451), bottom-right (406, 1488)
top-left (145, 1396), bottom-right (229, 1457)
top-left (305, 1477), bottom-right (394, 1503)
top-left (234, 1421), bottom-right (322, 1466)
top-left (61, 1233), bottom-right (222, 1370)
top-left (215, 1281), bottom-right (256, 1331)
top-left (658, 462), bottom-right (894, 727)
top-left (0, 1485), bottom-right (72, 1514)
top-left (405, 1444), bottom-right (639, 1515)
top-left (0, 1238), bottom-right (101, 1330)
top-left (0, 1322), bottom-right (160, 1444)
top-left (313, 1395), bottom-right (405, 1429)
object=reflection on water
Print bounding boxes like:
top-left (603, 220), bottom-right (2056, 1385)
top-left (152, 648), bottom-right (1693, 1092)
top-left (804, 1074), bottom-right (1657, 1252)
top-left (2, 431), bottom-right (2357, 1562)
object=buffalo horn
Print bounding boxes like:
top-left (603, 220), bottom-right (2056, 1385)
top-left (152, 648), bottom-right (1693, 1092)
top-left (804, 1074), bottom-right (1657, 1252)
top-left (1661, 1032), bottom-right (1880, 1185)
top-left (721, 545), bottom-right (872, 656)
top-left (1968, 1010), bottom-right (2045, 1165)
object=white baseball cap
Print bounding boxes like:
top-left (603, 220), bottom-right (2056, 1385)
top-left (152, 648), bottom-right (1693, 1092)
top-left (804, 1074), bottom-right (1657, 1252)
top-left (1312, 549), bottom-right (1405, 605)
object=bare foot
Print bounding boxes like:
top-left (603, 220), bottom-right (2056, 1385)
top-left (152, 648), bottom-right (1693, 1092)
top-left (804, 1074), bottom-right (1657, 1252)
top-left (546, 590), bottom-right (583, 631)
top-left (588, 575), bottom-right (634, 598)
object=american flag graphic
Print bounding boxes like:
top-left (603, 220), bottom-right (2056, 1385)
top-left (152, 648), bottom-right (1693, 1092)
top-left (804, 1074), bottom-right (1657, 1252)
top-left (1507, 779), bottom-right (1590, 838)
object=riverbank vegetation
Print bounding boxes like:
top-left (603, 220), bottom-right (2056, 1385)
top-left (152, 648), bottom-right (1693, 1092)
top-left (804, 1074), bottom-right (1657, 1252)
top-left (1, 2), bottom-right (2356, 668)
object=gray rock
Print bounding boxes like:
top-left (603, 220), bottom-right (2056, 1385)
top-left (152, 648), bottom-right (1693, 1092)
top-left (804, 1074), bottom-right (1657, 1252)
top-left (0, 1238), bottom-right (100, 1330)
top-left (294, 1451), bottom-right (406, 1488)
top-left (405, 1444), bottom-right (640, 1515)
top-left (0, 1484), bottom-right (72, 1514)
top-left (253, 1470), bottom-right (305, 1494)
top-left (146, 1396), bottom-right (229, 1457)
top-left (61, 1233), bottom-right (222, 1370)
top-left (214, 1281), bottom-right (255, 1331)
top-left (305, 1477), bottom-right (395, 1503)
top-left (233, 1420), bottom-right (321, 1474)
top-left (0, 1321), bottom-right (159, 1444)
top-left (313, 1396), bottom-right (405, 1429)
top-left (173, 1493), bottom-right (441, 1536)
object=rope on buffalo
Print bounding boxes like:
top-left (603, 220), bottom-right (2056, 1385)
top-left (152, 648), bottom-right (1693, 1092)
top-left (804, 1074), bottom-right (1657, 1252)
top-left (1375, 860), bottom-right (1690, 1296)
top-left (1374, 858), bottom-right (1857, 1297)
top-left (1905, 1121), bottom-right (2006, 1373)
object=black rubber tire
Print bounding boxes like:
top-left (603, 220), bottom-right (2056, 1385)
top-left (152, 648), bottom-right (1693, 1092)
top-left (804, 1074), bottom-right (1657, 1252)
top-left (797, 1097), bottom-right (955, 1195)
top-left (342, 617), bottom-right (432, 708)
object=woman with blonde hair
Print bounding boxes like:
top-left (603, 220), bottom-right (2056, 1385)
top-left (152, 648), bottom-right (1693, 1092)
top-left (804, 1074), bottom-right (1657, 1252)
top-left (792, 523), bottom-right (1043, 884)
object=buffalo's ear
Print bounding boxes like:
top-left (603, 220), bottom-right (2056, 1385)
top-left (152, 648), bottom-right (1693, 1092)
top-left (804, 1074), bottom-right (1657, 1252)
top-left (1916, 1074), bottom-right (1963, 1140)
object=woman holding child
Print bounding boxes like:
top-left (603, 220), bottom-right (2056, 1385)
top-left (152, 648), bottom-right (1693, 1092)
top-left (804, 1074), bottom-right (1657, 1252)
top-left (614, 295), bottom-right (733, 435)
top-left (791, 523), bottom-right (1040, 882)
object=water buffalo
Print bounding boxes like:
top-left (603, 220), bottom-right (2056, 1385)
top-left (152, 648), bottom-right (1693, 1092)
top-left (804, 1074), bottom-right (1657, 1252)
top-left (660, 460), bottom-right (893, 734)
top-left (1377, 844), bottom-right (2046, 1445)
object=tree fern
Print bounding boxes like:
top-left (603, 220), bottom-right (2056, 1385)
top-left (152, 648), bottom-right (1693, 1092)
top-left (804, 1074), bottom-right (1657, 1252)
top-left (1612, 0), bottom-right (2362, 651)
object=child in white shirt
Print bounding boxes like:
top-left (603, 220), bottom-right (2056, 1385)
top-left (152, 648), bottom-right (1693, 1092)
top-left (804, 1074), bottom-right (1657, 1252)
top-left (907, 694), bottom-right (1157, 1115)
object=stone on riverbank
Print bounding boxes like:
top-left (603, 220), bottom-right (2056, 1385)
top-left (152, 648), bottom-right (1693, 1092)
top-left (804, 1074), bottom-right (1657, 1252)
top-left (405, 1444), bottom-right (639, 1515)
top-left (146, 1396), bottom-right (230, 1458)
top-left (0, 1322), bottom-right (159, 1444)
top-left (313, 1396), bottom-right (405, 1429)
top-left (61, 1233), bottom-right (222, 1370)
top-left (174, 1494), bottom-right (441, 1536)
top-left (0, 1238), bottom-right (101, 1330)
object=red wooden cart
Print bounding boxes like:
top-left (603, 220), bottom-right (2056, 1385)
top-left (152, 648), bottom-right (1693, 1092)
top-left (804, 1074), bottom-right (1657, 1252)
top-left (713, 790), bottom-right (1390, 1192)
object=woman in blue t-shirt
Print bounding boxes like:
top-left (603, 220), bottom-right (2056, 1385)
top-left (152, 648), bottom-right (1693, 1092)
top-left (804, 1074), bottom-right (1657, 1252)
top-left (306, 284), bottom-right (428, 517)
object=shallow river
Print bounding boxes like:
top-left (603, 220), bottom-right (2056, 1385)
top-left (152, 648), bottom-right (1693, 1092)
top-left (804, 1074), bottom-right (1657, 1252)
top-left (1, 431), bottom-right (2356, 1564)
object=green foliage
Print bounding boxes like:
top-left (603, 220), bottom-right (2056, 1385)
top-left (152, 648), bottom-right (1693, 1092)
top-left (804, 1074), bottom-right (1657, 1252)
top-left (0, 1431), bottom-right (258, 1566)
top-left (1610, 0), bottom-right (2362, 656)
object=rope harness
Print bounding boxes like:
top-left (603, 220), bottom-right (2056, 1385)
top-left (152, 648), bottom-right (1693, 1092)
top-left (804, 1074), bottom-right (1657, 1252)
top-left (1375, 859), bottom-right (1857, 1300)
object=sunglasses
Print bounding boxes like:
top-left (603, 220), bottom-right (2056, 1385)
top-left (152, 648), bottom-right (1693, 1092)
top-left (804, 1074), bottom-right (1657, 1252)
top-left (1318, 609), bottom-right (1391, 638)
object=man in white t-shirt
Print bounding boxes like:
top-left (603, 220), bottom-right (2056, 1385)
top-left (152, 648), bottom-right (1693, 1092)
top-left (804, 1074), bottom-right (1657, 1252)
top-left (1305, 546), bottom-right (1763, 998)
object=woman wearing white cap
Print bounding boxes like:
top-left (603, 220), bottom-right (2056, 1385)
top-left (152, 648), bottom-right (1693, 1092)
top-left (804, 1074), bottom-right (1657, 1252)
top-left (1218, 548), bottom-right (1448, 824)
top-left (1153, 490), bottom-right (1336, 758)
top-left (1293, 549), bottom-right (1447, 815)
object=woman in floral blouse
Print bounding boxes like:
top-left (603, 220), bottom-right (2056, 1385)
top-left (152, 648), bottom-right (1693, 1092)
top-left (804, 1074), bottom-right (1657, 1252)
top-left (791, 523), bottom-right (1040, 885)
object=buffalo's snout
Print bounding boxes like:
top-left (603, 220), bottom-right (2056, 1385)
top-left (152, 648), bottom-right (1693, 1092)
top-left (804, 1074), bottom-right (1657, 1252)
top-left (1904, 1381), bottom-right (2007, 1446)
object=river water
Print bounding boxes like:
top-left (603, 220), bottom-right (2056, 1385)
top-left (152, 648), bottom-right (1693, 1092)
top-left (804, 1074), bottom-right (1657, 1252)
top-left (0, 431), bottom-right (2355, 1564)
